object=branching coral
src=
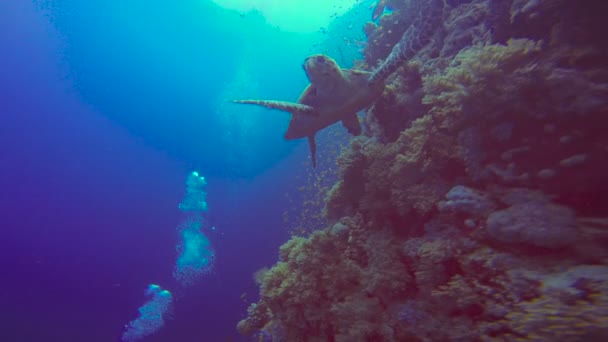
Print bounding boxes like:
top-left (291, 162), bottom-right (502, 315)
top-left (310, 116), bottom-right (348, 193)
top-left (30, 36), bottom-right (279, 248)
top-left (422, 38), bottom-right (544, 126)
top-left (326, 113), bottom-right (461, 226)
top-left (238, 216), bottom-right (410, 341)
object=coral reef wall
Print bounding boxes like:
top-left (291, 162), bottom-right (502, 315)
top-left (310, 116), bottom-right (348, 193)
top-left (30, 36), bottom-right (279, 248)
top-left (238, 0), bottom-right (608, 340)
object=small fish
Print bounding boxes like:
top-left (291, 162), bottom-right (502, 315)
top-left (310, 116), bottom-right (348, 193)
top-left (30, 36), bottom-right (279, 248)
top-left (372, 0), bottom-right (387, 21)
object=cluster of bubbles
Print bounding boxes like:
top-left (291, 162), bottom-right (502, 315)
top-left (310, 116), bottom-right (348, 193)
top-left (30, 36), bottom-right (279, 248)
top-left (173, 215), bottom-right (215, 286)
top-left (121, 284), bottom-right (173, 342)
top-left (174, 171), bottom-right (215, 286)
top-left (178, 171), bottom-right (208, 212)
top-left (121, 171), bottom-right (216, 340)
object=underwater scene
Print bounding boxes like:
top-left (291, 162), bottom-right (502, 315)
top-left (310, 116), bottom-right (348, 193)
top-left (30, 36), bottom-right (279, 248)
top-left (1, 0), bottom-right (607, 341)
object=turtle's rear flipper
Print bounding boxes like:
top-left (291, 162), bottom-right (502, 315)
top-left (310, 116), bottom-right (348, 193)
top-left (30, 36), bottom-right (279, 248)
top-left (232, 100), bottom-right (318, 117)
top-left (308, 135), bottom-right (317, 168)
top-left (341, 113), bottom-right (362, 136)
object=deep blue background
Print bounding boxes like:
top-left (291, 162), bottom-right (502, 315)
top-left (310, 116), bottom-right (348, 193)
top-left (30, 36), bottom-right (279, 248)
top-left (0, 1), bottom-right (345, 340)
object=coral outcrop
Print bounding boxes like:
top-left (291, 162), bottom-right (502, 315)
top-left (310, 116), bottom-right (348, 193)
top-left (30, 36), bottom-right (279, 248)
top-left (238, 0), bottom-right (608, 340)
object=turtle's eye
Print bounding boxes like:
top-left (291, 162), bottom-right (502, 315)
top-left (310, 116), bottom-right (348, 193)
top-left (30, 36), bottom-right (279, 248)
top-left (316, 56), bottom-right (326, 63)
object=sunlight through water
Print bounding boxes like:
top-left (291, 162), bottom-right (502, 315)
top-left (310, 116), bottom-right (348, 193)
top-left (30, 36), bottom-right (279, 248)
top-left (209, 0), bottom-right (360, 33)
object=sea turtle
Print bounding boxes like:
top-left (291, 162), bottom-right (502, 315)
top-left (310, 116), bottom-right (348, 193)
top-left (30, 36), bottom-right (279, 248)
top-left (234, 54), bottom-right (384, 167)
top-left (232, 0), bottom-right (443, 167)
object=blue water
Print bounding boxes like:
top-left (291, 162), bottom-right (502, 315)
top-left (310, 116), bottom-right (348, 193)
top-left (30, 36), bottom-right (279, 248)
top-left (0, 1), bottom-right (361, 340)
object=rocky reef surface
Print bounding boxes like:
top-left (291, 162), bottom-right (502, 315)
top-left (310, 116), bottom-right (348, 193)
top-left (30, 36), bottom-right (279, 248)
top-left (238, 0), bottom-right (608, 340)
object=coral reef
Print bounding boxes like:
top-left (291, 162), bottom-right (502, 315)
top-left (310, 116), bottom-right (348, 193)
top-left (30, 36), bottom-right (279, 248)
top-left (238, 216), bottom-right (411, 341)
top-left (238, 0), bottom-right (608, 340)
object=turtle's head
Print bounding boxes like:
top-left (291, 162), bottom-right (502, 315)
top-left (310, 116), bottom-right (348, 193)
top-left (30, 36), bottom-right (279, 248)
top-left (303, 55), bottom-right (343, 85)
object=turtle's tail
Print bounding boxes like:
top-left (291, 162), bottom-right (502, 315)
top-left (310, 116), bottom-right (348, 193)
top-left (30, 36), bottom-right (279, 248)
top-left (368, 0), bottom-right (444, 85)
top-left (232, 100), bottom-right (316, 116)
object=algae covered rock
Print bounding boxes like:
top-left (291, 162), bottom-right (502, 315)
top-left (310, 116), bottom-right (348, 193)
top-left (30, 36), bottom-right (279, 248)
top-left (486, 200), bottom-right (577, 248)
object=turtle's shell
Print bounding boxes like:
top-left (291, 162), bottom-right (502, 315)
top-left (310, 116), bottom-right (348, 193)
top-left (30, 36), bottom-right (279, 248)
top-left (296, 55), bottom-right (382, 116)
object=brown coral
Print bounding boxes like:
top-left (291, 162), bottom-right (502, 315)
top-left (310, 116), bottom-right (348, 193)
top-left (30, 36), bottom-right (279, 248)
top-left (237, 216), bottom-right (410, 340)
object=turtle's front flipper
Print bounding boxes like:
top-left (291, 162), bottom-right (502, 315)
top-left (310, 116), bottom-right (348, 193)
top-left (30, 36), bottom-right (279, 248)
top-left (307, 135), bottom-right (317, 168)
top-left (232, 100), bottom-right (318, 116)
